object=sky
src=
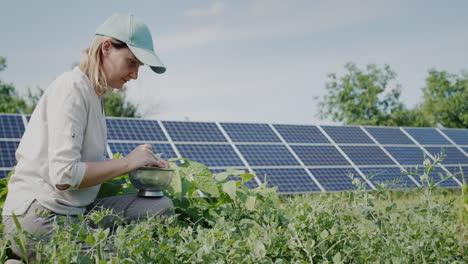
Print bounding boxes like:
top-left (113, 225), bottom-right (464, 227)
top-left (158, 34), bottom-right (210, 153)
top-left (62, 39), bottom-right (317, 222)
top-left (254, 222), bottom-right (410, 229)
top-left (0, 0), bottom-right (467, 125)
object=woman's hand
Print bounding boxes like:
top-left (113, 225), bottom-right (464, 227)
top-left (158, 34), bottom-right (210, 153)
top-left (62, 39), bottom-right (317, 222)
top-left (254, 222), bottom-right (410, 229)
top-left (124, 144), bottom-right (168, 171)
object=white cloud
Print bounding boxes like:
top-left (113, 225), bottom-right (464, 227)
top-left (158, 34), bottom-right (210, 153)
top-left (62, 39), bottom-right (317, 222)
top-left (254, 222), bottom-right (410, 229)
top-left (157, 1), bottom-right (393, 51)
top-left (184, 1), bottom-right (225, 17)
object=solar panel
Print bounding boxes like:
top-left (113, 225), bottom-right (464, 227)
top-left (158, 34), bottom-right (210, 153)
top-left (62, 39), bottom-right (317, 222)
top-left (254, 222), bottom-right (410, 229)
top-left (253, 168), bottom-right (321, 193)
top-left (321, 126), bottom-right (373, 144)
top-left (424, 147), bottom-right (468, 165)
top-left (106, 119), bottom-right (167, 141)
top-left (405, 166), bottom-right (459, 188)
top-left (209, 168), bottom-right (258, 189)
top-left (0, 115), bottom-right (25, 139)
top-left (291, 145), bottom-right (349, 166)
top-left (220, 123), bottom-right (281, 143)
top-left (364, 127), bottom-right (414, 145)
top-left (162, 121), bottom-right (227, 142)
top-left (340, 146), bottom-right (395, 165)
top-left (2, 113), bottom-right (468, 193)
top-left (108, 142), bottom-right (177, 160)
top-left (0, 141), bottom-right (19, 168)
top-left (175, 144), bottom-right (244, 167)
top-left (0, 170), bottom-right (12, 179)
top-left (444, 166), bottom-right (468, 184)
top-left (359, 167), bottom-right (417, 189)
top-left (273, 124), bottom-right (330, 143)
top-left (440, 129), bottom-right (468, 145)
top-left (385, 146), bottom-right (428, 165)
top-left (236, 145), bottom-right (299, 166)
top-left (404, 128), bottom-right (451, 145)
top-left (309, 168), bottom-right (361, 191)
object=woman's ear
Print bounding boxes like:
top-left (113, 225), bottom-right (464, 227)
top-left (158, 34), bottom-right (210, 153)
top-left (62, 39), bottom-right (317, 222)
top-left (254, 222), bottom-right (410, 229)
top-left (101, 40), bottom-right (112, 57)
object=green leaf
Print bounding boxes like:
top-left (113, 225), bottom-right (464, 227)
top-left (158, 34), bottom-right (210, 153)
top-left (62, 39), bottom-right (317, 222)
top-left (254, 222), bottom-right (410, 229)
top-left (253, 240), bottom-right (266, 258)
top-left (244, 195), bottom-right (256, 210)
top-left (240, 173), bottom-right (255, 184)
top-left (189, 162), bottom-right (219, 197)
top-left (222, 181), bottom-right (237, 201)
top-left (112, 152), bottom-right (123, 159)
top-left (214, 171), bottom-right (229, 181)
top-left (168, 166), bottom-right (183, 199)
top-left (85, 235), bottom-right (96, 245)
top-left (333, 252), bottom-right (342, 264)
top-left (320, 229), bottom-right (329, 239)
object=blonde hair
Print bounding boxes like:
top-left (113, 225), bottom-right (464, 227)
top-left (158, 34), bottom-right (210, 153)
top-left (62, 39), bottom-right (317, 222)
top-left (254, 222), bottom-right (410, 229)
top-left (79, 35), bottom-right (127, 96)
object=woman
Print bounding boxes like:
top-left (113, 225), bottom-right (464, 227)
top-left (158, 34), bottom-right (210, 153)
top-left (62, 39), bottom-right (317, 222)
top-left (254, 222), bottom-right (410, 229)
top-left (2, 13), bottom-right (173, 262)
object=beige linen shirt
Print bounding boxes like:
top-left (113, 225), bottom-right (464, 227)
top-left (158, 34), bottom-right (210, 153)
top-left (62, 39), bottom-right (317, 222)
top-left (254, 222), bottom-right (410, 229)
top-left (2, 67), bottom-right (108, 216)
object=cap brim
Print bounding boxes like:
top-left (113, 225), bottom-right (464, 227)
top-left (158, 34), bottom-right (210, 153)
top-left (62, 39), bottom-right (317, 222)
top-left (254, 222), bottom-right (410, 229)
top-left (128, 45), bottom-right (166, 74)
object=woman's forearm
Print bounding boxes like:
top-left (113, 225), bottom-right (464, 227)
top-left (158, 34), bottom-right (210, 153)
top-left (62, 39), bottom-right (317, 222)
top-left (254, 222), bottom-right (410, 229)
top-left (79, 158), bottom-right (131, 188)
top-left (55, 144), bottom-right (165, 190)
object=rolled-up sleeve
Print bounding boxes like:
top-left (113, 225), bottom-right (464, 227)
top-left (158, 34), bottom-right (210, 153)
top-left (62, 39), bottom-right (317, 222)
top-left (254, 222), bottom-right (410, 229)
top-left (47, 77), bottom-right (88, 191)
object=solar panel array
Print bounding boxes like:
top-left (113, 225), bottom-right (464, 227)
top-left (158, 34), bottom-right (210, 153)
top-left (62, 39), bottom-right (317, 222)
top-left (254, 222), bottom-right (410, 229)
top-left (1, 113), bottom-right (467, 194)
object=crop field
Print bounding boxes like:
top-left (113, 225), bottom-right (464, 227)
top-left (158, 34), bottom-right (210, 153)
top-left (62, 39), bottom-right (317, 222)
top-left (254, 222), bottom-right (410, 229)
top-left (1, 157), bottom-right (467, 263)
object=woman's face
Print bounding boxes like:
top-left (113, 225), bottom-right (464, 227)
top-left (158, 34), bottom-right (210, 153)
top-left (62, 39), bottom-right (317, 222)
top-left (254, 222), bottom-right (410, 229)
top-left (101, 40), bottom-right (143, 89)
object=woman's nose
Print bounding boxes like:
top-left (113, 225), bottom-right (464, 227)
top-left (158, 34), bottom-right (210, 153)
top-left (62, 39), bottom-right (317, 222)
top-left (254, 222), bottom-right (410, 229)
top-left (130, 69), bottom-right (138, 80)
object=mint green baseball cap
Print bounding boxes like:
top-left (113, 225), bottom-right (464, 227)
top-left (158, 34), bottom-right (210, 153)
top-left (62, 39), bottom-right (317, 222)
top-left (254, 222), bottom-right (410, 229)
top-left (95, 13), bottom-right (166, 74)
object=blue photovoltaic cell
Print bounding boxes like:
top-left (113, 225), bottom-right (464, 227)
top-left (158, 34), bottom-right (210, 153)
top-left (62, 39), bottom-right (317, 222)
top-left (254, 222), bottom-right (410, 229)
top-left (106, 119), bottom-right (167, 141)
top-left (0, 141), bottom-right (19, 167)
top-left (340, 146), bottom-right (395, 165)
top-left (321, 126), bottom-right (374, 144)
top-left (254, 168), bottom-right (321, 193)
top-left (176, 144), bottom-right (244, 167)
top-left (163, 121), bottom-right (227, 142)
top-left (424, 147), bottom-right (468, 165)
top-left (0, 115), bottom-right (24, 139)
top-left (273, 124), bottom-right (330, 143)
top-left (0, 170), bottom-right (12, 179)
top-left (405, 166), bottom-right (459, 188)
top-left (220, 123), bottom-right (281, 143)
top-left (291, 145), bottom-right (349, 166)
top-left (445, 166), bottom-right (468, 185)
top-left (440, 129), bottom-right (468, 145)
top-left (464, 147), bottom-right (468, 154)
top-left (385, 146), bottom-right (427, 165)
top-left (359, 167), bottom-right (417, 189)
top-left (210, 168), bottom-right (258, 189)
top-left (109, 142), bottom-right (178, 160)
top-left (364, 127), bottom-right (414, 145)
top-left (309, 168), bottom-right (361, 191)
top-left (236, 145), bottom-right (299, 166)
top-left (404, 128), bottom-right (451, 145)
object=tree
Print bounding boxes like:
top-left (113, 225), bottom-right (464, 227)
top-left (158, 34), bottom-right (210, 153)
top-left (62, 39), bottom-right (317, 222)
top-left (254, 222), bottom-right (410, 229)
top-left (0, 57), bottom-right (29, 113)
top-left (318, 62), bottom-right (430, 127)
top-left (420, 70), bottom-right (468, 128)
top-left (103, 87), bottom-right (140, 117)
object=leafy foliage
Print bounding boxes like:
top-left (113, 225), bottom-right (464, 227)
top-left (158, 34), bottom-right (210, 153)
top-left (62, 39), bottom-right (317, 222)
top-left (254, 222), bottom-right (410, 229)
top-left (420, 69), bottom-right (468, 128)
top-left (0, 57), bottom-right (29, 114)
top-left (0, 155), bottom-right (467, 263)
top-left (98, 154), bottom-right (281, 228)
top-left (318, 62), bottom-right (432, 127)
top-left (103, 87), bottom-right (140, 117)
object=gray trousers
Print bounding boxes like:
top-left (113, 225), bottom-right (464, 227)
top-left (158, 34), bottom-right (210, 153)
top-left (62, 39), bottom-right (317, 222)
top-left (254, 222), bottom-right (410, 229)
top-left (2, 195), bottom-right (174, 260)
